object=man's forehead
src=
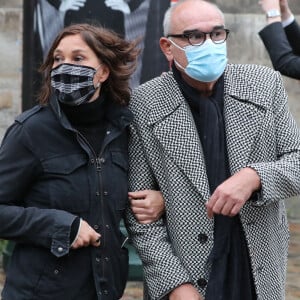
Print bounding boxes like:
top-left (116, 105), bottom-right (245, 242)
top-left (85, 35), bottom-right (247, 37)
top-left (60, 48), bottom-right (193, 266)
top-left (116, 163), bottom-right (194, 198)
top-left (171, 1), bottom-right (224, 32)
top-left (171, 16), bottom-right (224, 34)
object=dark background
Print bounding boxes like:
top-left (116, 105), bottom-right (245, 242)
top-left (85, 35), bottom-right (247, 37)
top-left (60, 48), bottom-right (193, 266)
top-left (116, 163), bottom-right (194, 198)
top-left (22, 0), bottom-right (170, 110)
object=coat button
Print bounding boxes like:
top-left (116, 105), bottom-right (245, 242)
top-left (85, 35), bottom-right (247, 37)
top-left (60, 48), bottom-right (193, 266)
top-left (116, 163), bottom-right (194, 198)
top-left (103, 191), bottom-right (108, 196)
top-left (197, 278), bottom-right (207, 288)
top-left (94, 224), bottom-right (99, 230)
top-left (54, 269), bottom-right (59, 275)
top-left (100, 157), bottom-right (105, 163)
top-left (96, 257), bottom-right (100, 263)
top-left (103, 290), bottom-right (109, 295)
top-left (58, 247), bottom-right (63, 252)
top-left (198, 233), bottom-right (208, 243)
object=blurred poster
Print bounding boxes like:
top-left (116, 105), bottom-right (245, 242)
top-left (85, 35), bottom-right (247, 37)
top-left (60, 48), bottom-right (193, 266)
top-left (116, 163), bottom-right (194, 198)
top-left (23, 0), bottom-right (172, 110)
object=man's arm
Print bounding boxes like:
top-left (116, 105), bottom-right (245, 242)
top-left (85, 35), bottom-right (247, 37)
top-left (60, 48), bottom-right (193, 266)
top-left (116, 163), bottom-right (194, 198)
top-left (279, 0), bottom-right (300, 55)
top-left (284, 20), bottom-right (300, 55)
top-left (259, 22), bottom-right (300, 79)
top-left (247, 70), bottom-right (300, 205)
top-left (125, 123), bottom-right (193, 300)
top-left (259, 0), bottom-right (300, 79)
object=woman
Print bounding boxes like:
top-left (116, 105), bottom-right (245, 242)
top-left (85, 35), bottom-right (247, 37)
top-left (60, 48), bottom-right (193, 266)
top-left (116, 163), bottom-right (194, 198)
top-left (0, 24), bottom-right (163, 300)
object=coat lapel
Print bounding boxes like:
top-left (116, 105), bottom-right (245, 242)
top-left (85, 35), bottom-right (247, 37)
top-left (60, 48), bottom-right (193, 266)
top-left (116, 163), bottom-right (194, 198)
top-left (223, 70), bottom-right (267, 174)
top-left (148, 74), bottom-right (210, 200)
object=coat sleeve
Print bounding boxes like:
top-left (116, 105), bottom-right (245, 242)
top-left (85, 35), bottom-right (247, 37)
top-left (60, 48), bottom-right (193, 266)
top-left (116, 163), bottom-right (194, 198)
top-left (259, 21), bottom-right (300, 79)
top-left (125, 122), bottom-right (192, 300)
top-left (285, 20), bottom-right (300, 55)
top-left (247, 71), bottom-right (300, 205)
top-left (0, 122), bottom-right (76, 257)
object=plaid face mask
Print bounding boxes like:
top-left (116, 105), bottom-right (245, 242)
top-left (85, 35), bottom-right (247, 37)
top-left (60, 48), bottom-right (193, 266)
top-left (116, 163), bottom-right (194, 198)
top-left (51, 63), bottom-right (98, 106)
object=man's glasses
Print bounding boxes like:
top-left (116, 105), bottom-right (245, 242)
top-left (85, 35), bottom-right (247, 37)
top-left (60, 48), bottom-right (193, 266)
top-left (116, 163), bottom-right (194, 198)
top-left (167, 28), bottom-right (230, 46)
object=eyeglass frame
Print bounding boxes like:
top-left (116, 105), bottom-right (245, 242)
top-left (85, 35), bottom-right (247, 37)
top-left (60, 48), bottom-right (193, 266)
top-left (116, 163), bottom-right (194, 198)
top-left (167, 27), bottom-right (230, 46)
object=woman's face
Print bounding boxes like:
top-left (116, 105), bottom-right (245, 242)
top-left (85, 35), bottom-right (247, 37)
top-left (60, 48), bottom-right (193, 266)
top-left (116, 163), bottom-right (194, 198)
top-left (52, 34), bottom-right (109, 101)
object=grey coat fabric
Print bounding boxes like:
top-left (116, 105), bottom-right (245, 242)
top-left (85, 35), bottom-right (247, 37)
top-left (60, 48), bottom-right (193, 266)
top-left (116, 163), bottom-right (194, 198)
top-left (126, 64), bottom-right (300, 300)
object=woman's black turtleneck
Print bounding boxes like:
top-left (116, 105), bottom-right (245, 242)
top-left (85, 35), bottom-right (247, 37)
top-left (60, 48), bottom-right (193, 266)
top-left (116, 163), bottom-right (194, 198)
top-left (60, 94), bottom-right (108, 155)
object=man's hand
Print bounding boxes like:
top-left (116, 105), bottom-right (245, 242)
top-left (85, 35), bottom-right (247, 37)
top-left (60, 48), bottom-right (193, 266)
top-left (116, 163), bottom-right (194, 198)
top-left (259, 0), bottom-right (282, 24)
top-left (169, 283), bottom-right (203, 300)
top-left (71, 219), bottom-right (101, 249)
top-left (279, 0), bottom-right (292, 21)
top-left (259, 0), bottom-right (280, 13)
top-left (128, 190), bottom-right (165, 224)
top-left (206, 167), bottom-right (261, 218)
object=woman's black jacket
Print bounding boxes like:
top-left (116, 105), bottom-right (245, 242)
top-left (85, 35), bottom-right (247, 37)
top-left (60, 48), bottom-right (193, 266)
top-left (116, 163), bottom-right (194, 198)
top-left (0, 95), bottom-right (133, 300)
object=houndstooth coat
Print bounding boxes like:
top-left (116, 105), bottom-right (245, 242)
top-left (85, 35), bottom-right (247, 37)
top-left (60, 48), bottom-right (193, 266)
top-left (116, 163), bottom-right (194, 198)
top-left (126, 64), bottom-right (300, 300)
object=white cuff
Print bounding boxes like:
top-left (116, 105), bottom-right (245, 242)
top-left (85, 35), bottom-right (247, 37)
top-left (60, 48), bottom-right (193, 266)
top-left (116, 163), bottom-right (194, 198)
top-left (70, 218), bottom-right (82, 248)
top-left (282, 14), bottom-right (295, 27)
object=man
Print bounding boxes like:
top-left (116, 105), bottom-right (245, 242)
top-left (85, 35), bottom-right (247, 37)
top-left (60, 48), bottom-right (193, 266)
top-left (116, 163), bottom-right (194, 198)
top-left (126, 0), bottom-right (300, 299)
top-left (259, 0), bottom-right (300, 79)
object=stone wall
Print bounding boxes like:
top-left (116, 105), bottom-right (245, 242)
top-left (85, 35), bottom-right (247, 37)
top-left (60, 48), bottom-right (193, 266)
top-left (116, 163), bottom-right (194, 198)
top-left (0, 0), bottom-right (23, 139)
top-left (0, 0), bottom-right (299, 216)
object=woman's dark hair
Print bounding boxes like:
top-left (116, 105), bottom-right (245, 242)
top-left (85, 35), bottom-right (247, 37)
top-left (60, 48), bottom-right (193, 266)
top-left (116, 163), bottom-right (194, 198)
top-left (38, 23), bottom-right (140, 106)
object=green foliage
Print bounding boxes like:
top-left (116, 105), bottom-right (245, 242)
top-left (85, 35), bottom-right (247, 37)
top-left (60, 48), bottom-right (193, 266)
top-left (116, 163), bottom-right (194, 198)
top-left (0, 240), bottom-right (8, 253)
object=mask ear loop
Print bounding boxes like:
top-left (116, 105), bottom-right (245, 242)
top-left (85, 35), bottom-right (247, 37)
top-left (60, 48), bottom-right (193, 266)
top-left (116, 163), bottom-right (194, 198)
top-left (94, 63), bottom-right (103, 89)
top-left (168, 38), bottom-right (186, 71)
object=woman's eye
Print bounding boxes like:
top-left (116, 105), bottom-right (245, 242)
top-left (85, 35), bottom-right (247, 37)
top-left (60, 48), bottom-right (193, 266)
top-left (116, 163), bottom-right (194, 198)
top-left (53, 56), bottom-right (63, 62)
top-left (74, 56), bottom-right (84, 62)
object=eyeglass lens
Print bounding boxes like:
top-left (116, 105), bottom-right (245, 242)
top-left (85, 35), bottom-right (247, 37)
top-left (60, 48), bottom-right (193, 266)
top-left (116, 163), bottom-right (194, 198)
top-left (189, 29), bottom-right (227, 45)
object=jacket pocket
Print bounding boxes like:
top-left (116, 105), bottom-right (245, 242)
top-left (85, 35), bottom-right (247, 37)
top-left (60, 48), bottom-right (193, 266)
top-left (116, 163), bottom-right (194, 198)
top-left (111, 151), bottom-right (129, 172)
top-left (41, 154), bottom-right (90, 213)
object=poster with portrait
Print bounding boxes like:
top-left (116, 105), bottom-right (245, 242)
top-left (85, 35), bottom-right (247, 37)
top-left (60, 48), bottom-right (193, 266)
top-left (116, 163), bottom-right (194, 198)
top-left (22, 0), bottom-right (173, 110)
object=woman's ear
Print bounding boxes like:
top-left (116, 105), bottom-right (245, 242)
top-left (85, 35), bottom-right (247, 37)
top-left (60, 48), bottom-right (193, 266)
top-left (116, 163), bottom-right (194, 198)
top-left (160, 37), bottom-right (174, 63)
top-left (95, 64), bottom-right (110, 84)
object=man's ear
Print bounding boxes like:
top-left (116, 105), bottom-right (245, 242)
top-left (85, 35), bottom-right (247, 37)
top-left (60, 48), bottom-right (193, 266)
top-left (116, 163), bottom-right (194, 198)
top-left (160, 37), bottom-right (174, 63)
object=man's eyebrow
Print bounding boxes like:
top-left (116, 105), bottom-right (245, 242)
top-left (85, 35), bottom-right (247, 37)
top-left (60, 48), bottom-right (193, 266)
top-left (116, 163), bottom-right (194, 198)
top-left (182, 25), bottom-right (225, 35)
top-left (182, 29), bottom-right (199, 35)
top-left (213, 25), bottom-right (225, 30)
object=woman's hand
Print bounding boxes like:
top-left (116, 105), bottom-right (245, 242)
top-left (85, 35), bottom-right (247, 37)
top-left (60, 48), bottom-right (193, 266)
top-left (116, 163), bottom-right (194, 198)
top-left (169, 284), bottom-right (204, 300)
top-left (128, 190), bottom-right (165, 224)
top-left (71, 219), bottom-right (101, 249)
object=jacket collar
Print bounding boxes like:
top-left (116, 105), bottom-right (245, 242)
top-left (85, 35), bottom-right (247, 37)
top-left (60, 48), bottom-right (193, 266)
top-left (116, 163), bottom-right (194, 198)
top-left (50, 91), bottom-right (133, 132)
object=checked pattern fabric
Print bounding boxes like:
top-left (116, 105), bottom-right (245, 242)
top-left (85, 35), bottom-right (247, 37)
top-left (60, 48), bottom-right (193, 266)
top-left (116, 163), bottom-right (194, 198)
top-left (126, 64), bottom-right (300, 300)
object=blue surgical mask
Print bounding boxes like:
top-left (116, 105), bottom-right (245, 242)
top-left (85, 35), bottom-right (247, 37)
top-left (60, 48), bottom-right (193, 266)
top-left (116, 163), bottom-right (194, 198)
top-left (170, 39), bottom-right (228, 82)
